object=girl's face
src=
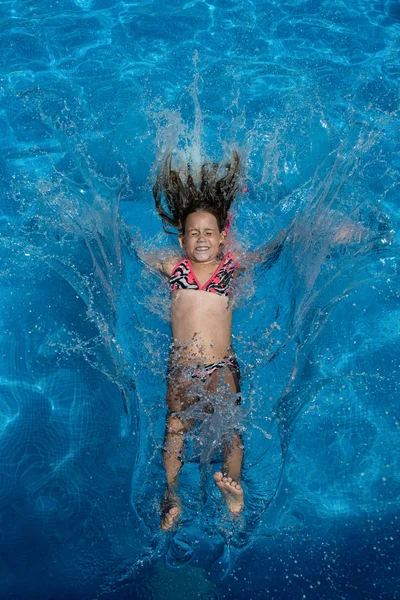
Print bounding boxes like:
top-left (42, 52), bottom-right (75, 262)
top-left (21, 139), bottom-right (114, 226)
top-left (179, 211), bottom-right (225, 263)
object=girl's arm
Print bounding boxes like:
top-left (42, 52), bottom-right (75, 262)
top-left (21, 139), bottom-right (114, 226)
top-left (120, 201), bottom-right (180, 276)
top-left (125, 229), bottom-right (179, 277)
top-left (135, 248), bottom-right (179, 277)
top-left (255, 229), bottom-right (287, 266)
top-left (240, 228), bottom-right (288, 271)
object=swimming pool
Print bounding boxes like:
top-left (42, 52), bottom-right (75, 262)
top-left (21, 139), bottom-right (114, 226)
top-left (1, 0), bottom-right (399, 598)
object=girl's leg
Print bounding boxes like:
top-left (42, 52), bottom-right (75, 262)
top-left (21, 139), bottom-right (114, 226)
top-left (208, 365), bottom-right (245, 514)
top-left (214, 430), bottom-right (244, 514)
top-left (161, 414), bottom-right (185, 531)
top-left (163, 413), bottom-right (185, 488)
top-left (223, 430), bottom-right (244, 482)
top-left (161, 372), bottom-right (194, 530)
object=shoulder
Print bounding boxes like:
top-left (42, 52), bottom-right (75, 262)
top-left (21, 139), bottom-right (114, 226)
top-left (139, 252), bottom-right (183, 277)
top-left (222, 248), bottom-right (248, 274)
top-left (160, 255), bottom-right (185, 277)
top-left (223, 251), bottom-right (240, 268)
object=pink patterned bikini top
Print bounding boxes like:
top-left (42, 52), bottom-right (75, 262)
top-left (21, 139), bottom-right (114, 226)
top-left (169, 252), bottom-right (238, 296)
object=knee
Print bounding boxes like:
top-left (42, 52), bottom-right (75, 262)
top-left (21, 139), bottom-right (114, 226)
top-left (164, 415), bottom-right (185, 456)
top-left (166, 414), bottom-right (185, 435)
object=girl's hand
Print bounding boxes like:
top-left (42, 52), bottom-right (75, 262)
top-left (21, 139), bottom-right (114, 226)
top-left (135, 246), bottom-right (180, 277)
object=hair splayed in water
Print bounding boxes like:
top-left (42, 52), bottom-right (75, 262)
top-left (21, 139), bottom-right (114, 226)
top-left (153, 150), bottom-right (241, 233)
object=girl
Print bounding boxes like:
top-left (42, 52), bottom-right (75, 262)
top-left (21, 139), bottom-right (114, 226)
top-left (143, 150), bottom-right (284, 530)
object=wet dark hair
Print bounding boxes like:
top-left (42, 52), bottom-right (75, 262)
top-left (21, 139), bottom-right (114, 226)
top-left (153, 150), bottom-right (240, 234)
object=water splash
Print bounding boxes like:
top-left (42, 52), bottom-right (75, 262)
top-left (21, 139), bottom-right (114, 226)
top-left (1, 38), bottom-right (399, 596)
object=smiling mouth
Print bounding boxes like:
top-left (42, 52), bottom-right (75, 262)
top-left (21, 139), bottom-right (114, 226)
top-left (195, 246), bottom-right (210, 251)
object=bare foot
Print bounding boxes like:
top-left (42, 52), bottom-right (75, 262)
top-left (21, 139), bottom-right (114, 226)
top-left (214, 472), bottom-right (244, 515)
top-left (160, 487), bottom-right (181, 531)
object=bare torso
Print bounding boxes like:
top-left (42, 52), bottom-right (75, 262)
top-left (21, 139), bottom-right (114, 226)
top-left (152, 218), bottom-right (243, 366)
top-left (170, 289), bottom-right (233, 364)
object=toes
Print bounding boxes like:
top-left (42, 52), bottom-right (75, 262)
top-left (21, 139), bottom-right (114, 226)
top-left (226, 480), bottom-right (242, 495)
top-left (160, 488), bottom-right (181, 531)
top-left (226, 479), bottom-right (238, 489)
top-left (214, 473), bottom-right (243, 496)
top-left (161, 507), bottom-right (179, 530)
top-left (215, 474), bottom-right (240, 489)
top-left (163, 512), bottom-right (173, 524)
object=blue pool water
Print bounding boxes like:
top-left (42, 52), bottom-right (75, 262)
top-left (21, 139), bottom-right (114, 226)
top-left (1, 0), bottom-right (399, 598)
